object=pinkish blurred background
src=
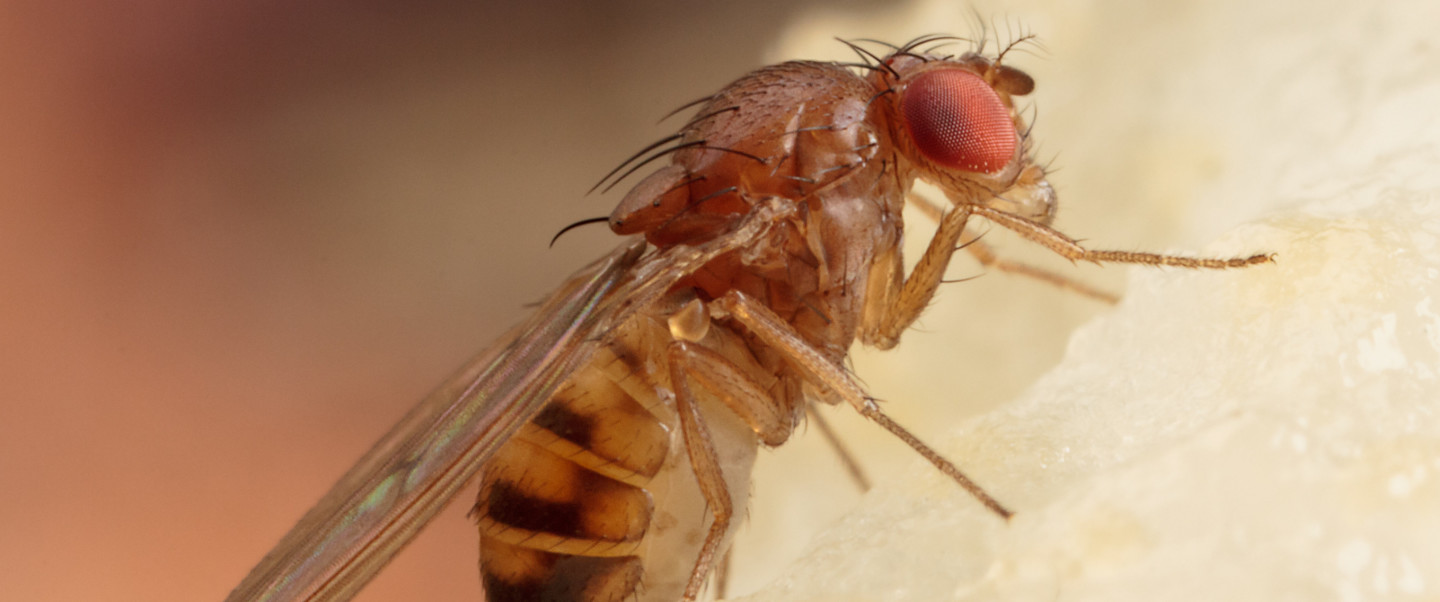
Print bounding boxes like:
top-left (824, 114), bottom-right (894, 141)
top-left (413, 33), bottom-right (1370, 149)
top-left (0, 2), bottom-right (892, 600)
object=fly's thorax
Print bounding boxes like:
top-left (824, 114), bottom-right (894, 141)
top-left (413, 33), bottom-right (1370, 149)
top-left (610, 61), bottom-right (891, 249)
top-left (606, 59), bottom-right (911, 362)
top-left (871, 50), bottom-right (1057, 224)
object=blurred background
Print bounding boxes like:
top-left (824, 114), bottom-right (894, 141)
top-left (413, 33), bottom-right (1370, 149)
top-left (0, 0), bottom-right (1269, 600)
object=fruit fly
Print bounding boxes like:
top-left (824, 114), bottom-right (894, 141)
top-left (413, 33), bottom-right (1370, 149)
top-left (225, 35), bottom-right (1271, 602)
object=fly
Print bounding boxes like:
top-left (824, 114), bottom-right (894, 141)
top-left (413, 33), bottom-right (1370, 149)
top-left (225, 34), bottom-right (1271, 602)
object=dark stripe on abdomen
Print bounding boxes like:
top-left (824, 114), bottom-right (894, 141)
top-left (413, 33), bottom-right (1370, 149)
top-left (481, 538), bottom-right (643, 602)
top-left (476, 352), bottom-right (671, 602)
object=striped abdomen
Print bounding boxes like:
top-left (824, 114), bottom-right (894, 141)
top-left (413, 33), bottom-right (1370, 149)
top-left (475, 310), bottom-right (762, 602)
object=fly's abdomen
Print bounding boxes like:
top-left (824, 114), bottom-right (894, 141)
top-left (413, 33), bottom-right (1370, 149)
top-left (476, 335), bottom-right (673, 602)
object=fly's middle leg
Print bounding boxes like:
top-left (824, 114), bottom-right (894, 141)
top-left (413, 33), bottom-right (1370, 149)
top-left (716, 290), bottom-right (1013, 519)
top-left (805, 404), bottom-right (873, 491)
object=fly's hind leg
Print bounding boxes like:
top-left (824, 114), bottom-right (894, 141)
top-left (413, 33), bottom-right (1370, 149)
top-left (665, 312), bottom-right (801, 601)
top-left (666, 360), bottom-right (737, 602)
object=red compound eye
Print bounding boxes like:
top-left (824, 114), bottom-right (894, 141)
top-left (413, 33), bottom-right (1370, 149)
top-left (901, 69), bottom-right (1017, 174)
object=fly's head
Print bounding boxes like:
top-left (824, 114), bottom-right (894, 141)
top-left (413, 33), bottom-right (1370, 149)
top-left (872, 43), bottom-right (1055, 224)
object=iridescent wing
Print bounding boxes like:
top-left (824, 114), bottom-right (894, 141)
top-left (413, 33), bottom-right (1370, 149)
top-left (225, 197), bottom-right (796, 602)
top-left (226, 240), bottom-right (645, 602)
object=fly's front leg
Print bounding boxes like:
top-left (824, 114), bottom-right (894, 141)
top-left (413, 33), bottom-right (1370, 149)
top-left (866, 202), bottom-right (975, 349)
top-left (971, 204), bottom-right (1274, 269)
top-left (714, 291), bottom-right (1012, 519)
top-left (959, 236), bottom-right (1122, 303)
top-left (907, 193), bottom-right (1121, 303)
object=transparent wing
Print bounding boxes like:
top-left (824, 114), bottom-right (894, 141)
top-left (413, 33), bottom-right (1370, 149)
top-left (225, 197), bottom-right (795, 602)
top-left (226, 240), bottom-right (645, 602)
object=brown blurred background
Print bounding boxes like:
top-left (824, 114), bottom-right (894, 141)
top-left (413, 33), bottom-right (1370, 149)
top-left (0, 0), bottom-right (1234, 600)
top-left (0, 2), bottom-right (898, 600)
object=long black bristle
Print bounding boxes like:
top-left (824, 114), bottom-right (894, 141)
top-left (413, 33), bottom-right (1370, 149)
top-left (836, 37), bottom-right (898, 80)
top-left (589, 134), bottom-right (685, 195)
top-left (658, 93), bottom-right (719, 124)
top-left (599, 140), bottom-right (707, 194)
top-left (549, 216), bottom-right (611, 248)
